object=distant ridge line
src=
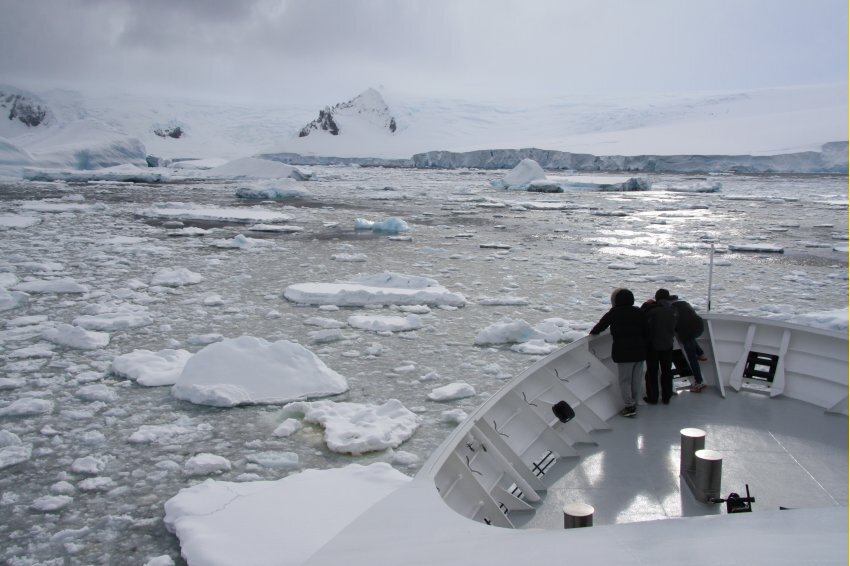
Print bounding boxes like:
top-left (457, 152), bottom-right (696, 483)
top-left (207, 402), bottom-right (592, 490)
top-left (259, 141), bottom-right (848, 174)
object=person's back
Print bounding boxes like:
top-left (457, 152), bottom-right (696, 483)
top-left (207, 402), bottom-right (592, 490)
top-left (643, 298), bottom-right (677, 351)
top-left (641, 288), bottom-right (679, 404)
top-left (590, 289), bottom-right (646, 363)
top-left (672, 299), bottom-right (704, 339)
top-left (589, 288), bottom-right (646, 416)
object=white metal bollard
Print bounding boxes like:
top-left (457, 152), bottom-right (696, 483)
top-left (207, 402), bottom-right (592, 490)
top-left (694, 449), bottom-right (723, 503)
top-left (680, 427), bottom-right (706, 478)
top-left (563, 503), bottom-right (594, 529)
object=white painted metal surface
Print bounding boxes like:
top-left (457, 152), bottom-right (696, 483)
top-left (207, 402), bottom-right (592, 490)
top-left (303, 315), bottom-right (848, 566)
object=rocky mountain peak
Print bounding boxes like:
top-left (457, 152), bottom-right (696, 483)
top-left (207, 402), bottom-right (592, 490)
top-left (1, 89), bottom-right (51, 127)
top-left (298, 88), bottom-right (397, 138)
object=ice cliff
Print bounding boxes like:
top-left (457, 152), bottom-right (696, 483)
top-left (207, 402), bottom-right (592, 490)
top-left (411, 143), bottom-right (848, 174)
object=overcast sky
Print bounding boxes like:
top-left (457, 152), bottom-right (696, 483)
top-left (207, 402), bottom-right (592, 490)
top-left (0, 0), bottom-right (846, 104)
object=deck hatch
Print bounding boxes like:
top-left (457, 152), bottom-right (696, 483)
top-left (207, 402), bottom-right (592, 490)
top-left (743, 351), bottom-right (780, 382)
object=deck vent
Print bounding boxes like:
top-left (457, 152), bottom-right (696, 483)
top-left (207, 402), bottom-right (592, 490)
top-left (552, 401), bottom-right (575, 423)
top-left (743, 351), bottom-right (780, 382)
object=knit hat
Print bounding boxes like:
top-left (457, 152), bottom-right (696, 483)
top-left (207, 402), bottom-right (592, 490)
top-left (655, 288), bottom-right (671, 300)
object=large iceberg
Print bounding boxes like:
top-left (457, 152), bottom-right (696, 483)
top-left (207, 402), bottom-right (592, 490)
top-left (164, 464), bottom-right (410, 566)
top-left (206, 157), bottom-right (312, 181)
top-left (490, 158), bottom-right (547, 190)
top-left (171, 336), bottom-right (349, 407)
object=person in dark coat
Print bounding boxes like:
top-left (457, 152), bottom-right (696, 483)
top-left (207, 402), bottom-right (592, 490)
top-left (641, 288), bottom-right (678, 404)
top-left (589, 288), bottom-right (647, 417)
top-left (670, 295), bottom-right (707, 392)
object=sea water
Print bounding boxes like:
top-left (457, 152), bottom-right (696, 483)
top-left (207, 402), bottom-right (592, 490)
top-left (0, 168), bottom-right (846, 564)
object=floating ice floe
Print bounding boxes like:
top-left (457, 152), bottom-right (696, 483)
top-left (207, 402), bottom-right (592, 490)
top-left (475, 318), bottom-right (583, 350)
top-left (128, 417), bottom-right (211, 445)
top-left (303, 317), bottom-right (345, 329)
top-left (246, 451), bottom-right (299, 470)
top-left (73, 303), bottom-right (153, 331)
top-left (75, 384), bottom-right (118, 403)
top-left (309, 328), bottom-right (345, 343)
top-left (0, 273), bottom-right (18, 288)
top-left (783, 307), bottom-right (849, 333)
top-left (210, 234), bottom-right (274, 249)
top-left (31, 495), bottom-right (73, 512)
top-left (272, 418), bottom-right (302, 438)
top-left (0, 215), bottom-right (41, 229)
top-left (111, 348), bottom-right (193, 386)
top-left (172, 336), bottom-right (349, 407)
top-left (427, 382), bottom-right (476, 402)
top-left (729, 243), bottom-right (785, 253)
top-left (247, 224), bottom-right (304, 233)
top-left (477, 296), bottom-right (530, 306)
top-left (0, 398), bottom-right (54, 417)
top-left (12, 278), bottom-right (88, 294)
top-left (475, 319), bottom-right (546, 345)
top-left (186, 333), bottom-right (224, 346)
top-left (7, 344), bottom-right (53, 359)
top-left (282, 399), bottom-right (419, 454)
top-left (0, 288), bottom-right (29, 311)
top-left (607, 262), bottom-right (639, 270)
top-left (332, 253), bottom-right (368, 262)
top-left (510, 339), bottom-right (561, 355)
top-left (19, 200), bottom-right (95, 213)
top-left (184, 453), bottom-right (232, 476)
top-left (284, 272), bottom-right (467, 308)
top-left (205, 157), bottom-right (312, 181)
top-left (139, 203), bottom-right (294, 224)
top-left (354, 217), bottom-right (411, 233)
top-left (235, 179), bottom-right (309, 199)
top-left (654, 180), bottom-right (722, 193)
top-left (347, 314), bottom-right (422, 333)
top-left (0, 431), bottom-right (32, 469)
top-left (167, 227), bottom-right (212, 237)
top-left (23, 164), bottom-right (163, 183)
top-left (151, 267), bottom-right (203, 287)
top-left (163, 463), bottom-right (410, 566)
top-left (42, 323), bottom-right (109, 350)
top-left (442, 408), bottom-right (469, 424)
top-left (72, 455), bottom-right (108, 475)
top-left (553, 175), bottom-right (650, 191)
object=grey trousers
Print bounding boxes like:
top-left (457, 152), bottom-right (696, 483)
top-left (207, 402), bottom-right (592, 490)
top-left (618, 361), bottom-right (644, 407)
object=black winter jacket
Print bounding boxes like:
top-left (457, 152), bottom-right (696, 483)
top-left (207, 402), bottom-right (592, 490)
top-left (672, 299), bottom-right (704, 339)
top-left (641, 298), bottom-right (678, 350)
top-left (590, 289), bottom-right (647, 363)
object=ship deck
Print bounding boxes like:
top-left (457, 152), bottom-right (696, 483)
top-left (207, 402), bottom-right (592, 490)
top-left (512, 379), bottom-right (848, 529)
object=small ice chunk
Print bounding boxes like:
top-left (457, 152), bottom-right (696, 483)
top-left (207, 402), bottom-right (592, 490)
top-left (111, 349), bottom-right (193, 387)
top-left (75, 384), bottom-right (118, 403)
top-left (272, 418), bottom-right (302, 438)
top-left (246, 451), bottom-right (299, 470)
top-left (31, 495), bottom-right (73, 512)
top-left (427, 383), bottom-right (476, 402)
top-left (0, 398), bottom-right (54, 417)
top-left (184, 453), bottom-right (232, 476)
top-left (151, 267), bottom-right (204, 287)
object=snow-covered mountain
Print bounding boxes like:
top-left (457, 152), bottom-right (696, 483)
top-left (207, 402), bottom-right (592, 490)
top-left (0, 87), bottom-right (52, 131)
top-left (0, 82), bottom-right (846, 176)
top-left (298, 88), bottom-right (397, 138)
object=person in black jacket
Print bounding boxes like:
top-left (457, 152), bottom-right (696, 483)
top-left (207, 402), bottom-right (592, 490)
top-left (642, 289), bottom-right (678, 404)
top-left (589, 288), bottom-right (647, 417)
top-left (670, 295), bottom-right (707, 392)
